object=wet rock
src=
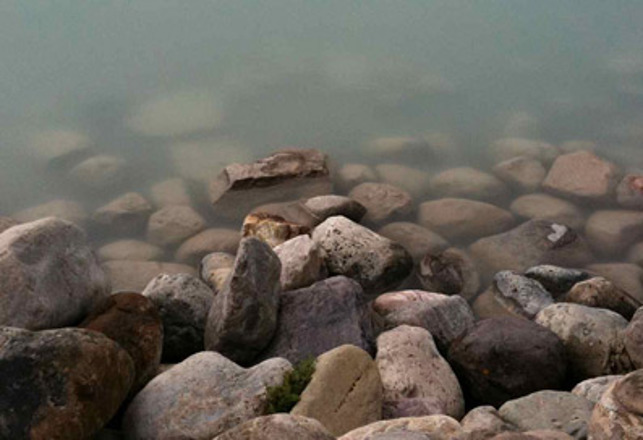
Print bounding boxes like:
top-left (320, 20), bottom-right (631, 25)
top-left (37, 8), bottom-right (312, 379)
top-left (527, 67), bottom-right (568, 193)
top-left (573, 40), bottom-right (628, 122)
top-left (0, 327), bottom-right (134, 440)
top-left (209, 149), bottom-right (331, 219)
top-left (349, 182), bottom-right (413, 224)
top-left (292, 345), bottom-right (382, 436)
top-left (260, 276), bottom-right (374, 364)
top-left (509, 193), bottom-right (585, 230)
top-left (80, 292), bottom-right (162, 393)
top-left (375, 163), bottom-right (432, 199)
top-left (274, 235), bottom-right (324, 290)
top-left (377, 325), bottom-right (465, 420)
top-left (588, 369), bottom-right (643, 440)
top-left (146, 205), bottom-right (206, 247)
top-left (312, 216), bottom-right (413, 297)
top-left (205, 237), bottom-right (280, 365)
top-left (122, 351), bottom-right (292, 440)
top-left (338, 415), bottom-right (463, 440)
top-left (250, 200), bottom-right (321, 229)
top-left (493, 156), bottom-right (547, 193)
top-left (28, 129), bottom-right (92, 170)
top-left (524, 265), bottom-right (589, 298)
top-left (616, 173), bottom-right (643, 209)
top-left (490, 271), bottom-right (554, 319)
top-left (0, 217), bottom-right (109, 329)
top-left (372, 290), bottom-right (474, 351)
top-left (572, 375), bottom-right (622, 405)
top-left (535, 303), bottom-right (631, 381)
top-left (586, 263), bottom-right (643, 303)
top-left (175, 227), bottom-right (240, 264)
top-left (429, 167), bottom-right (510, 202)
top-left (149, 177), bottom-right (193, 207)
top-left (336, 163), bottom-right (378, 193)
top-left (242, 212), bottom-right (310, 247)
top-left (498, 391), bottom-right (593, 440)
top-left (102, 260), bottom-right (196, 292)
top-left (13, 199), bottom-right (88, 229)
top-left (304, 195), bottom-right (367, 224)
top-left (542, 151), bottom-right (620, 204)
top-left (97, 239), bottom-right (164, 262)
top-left (213, 414), bottom-right (335, 440)
top-left (0, 216), bottom-right (18, 234)
top-left (490, 138), bottom-right (560, 164)
top-left (199, 252), bottom-right (235, 292)
top-left (92, 192), bottom-right (153, 235)
top-left (69, 154), bottom-right (128, 191)
top-left (623, 307), bottom-right (643, 369)
top-left (461, 406), bottom-right (519, 439)
top-left (565, 277), bottom-right (640, 319)
top-left (378, 222), bottom-right (449, 263)
top-left (447, 317), bottom-right (566, 407)
top-left (585, 210), bottom-right (643, 257)
top-left (142, 273), bottom-right (214, 362)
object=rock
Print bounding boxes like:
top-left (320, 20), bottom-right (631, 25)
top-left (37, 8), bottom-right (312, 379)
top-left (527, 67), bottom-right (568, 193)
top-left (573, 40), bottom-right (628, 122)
top-left (92, 192), bottom-right (153, 235)
top-left (175, 228), bottom-right (240, 264)
top-left (97, 239), bottom-right (164, 262)
top-left (509, 193), bottom-right (586, 231)
top-left (560, 140), bottom-right (596, 154)
top-left (312, 216), bottom-right (413, 297)
top-left (102, 260), bottom-right (196, 292)
top-left (524, 265), bottom-right (590, 298)
top-left (627, 242), bottom-right (643, 266)
top-left (376, 325), bottom-right (465, 420)
top-left (535, 303), bottom-right (631, 381)
top-left (565, 277), bottom-right (640, 320)
top-left (142, 273), bottom-right (214, 362)
top-left (349, 182), bottom-right (413, 224)
top-left (209, 149), bottom-right (331, 219)
top-left (13, 199), bottom-right (88, 229)
top-left (260, 276), bottom-right (374, 364)
top-left (461, 406), bottom-right (519, 439)
top-left (572, 375), bottom-right (622, 405)
top-left (274, 235), bottom-right (324, 290)
top-left (292, 345), bottom-right (382, 436)
top-left (490, 432), bottom-right (574, 440)
top-left (542, 151), bottom-right (620, 204)
top-left (336, 163), bottom-right (378, 193)
top-left (250, 200), bottom-right (321, 229)
top-left (242, 212), bottom-right (310, 247)
top-left (489, 271), bottom-right (554, 319)
top-left (469, 220), bottom-right (593, 282)
top-left (616, 174), bottom-right (643, 209)
top-left (588, 369), bottom-right (643, 440)
top-left (429, 167), bottom-right (510, 202)
top-left (304, 195), bottom-right (367, 224)
top-left (205, 238), bottom-right (280, 364)
top-left (0, 217), bottom-right (109, 330)
top-left (27, 129), bottom-right (91, 170)
top-left (375, 163), bottom-right (432, 199)
top-left (447, 317), bottom-right (566, 407)
top-left (372, 290), bottom-right (474, 351)
top-left (80, 292), bottom-right (162, 393)
top-left (0, 216), bottom-right (18, 234)
top-left (213, 414), bottom-right (335, 440)
top-left (149, 178), bottom-right (193, 207)
top-left (498, 391), bottom-right (593, 440)
top-left (378, 222), bottom-right (449, 263)
top-left (169, 138), bottom-right (252, 182)
top-left (338, 415), bottom-right (463, 440)
top-left (146, 205), bottom-right (206, 247)
top-left (623, 307), bottom-right (643, 369)
top-left (68, 154), bottom-right (128, 190)
top-left (490, 138), bottom-right (560, 164)
top-left (417, 248), bottom-right (480, 301)
top-left (0, 327), bottom-right (134, 440)
top-left (493, 156), bottom-right (547, 193)
top-left (418, 198), bottom-right (515, 242)
top-left (364, 136), bottom-right (435, 161)
top-left (586, 263), bottom-right (643, 303)
top-left (585, 210), bottom-right (643, 257)
top-left (122, 352), bottom-right (292, 440)
top-left (199, 252), bottom-right (235, 292)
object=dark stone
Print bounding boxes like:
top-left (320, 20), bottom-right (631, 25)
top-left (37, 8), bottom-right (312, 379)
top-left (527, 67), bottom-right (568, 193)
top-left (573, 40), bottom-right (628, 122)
top-left (418, 248), bottom-right (480, 302)
top-left (524, 265), bottom-right (590, 298)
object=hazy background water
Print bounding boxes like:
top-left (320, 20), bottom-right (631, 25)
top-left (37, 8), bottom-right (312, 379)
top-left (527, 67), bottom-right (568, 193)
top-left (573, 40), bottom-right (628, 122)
top-left (1, 0), bottom-right (642, 214)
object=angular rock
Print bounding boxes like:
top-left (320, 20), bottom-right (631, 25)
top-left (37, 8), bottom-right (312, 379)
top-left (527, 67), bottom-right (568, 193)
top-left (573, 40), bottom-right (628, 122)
top-left (146, 205), bottom-right (206, 247)
top-left (274, 235), bottom-right (324, 290)
top-left (349, 182), bottom-right (413, 224)
top-left (97, 239), bottom-right (164, 262)
top-left (336, 163), bottom-right (378, 193)
top-left (338, 415), bottom-right (463, 440)
top-left (565, 277), bottom-right (640, 319)
top-left (586, 263), bottom-right (643, 303)
top-left (616, 174), bottom-right (643, 209)
top-left (292, 345), bottom-right (382, 436)
top-left (68, 154), bottom-right (128, 191)
top-left (242, 212), bottom-right (310, 248)
top-left (524, 265), bottom-right (590, 298)
top-left (304, 195), bottom-right (367, 224)
top-left (0, 217), bottom-right (110, 329)
top-left (429, 167), bottom-right (510, 202)
top-left (493, 156), bottom-right (546, 193)
top-left (142, 273), bottom-right (214, 362)
top-left (102, 260), bottom-right (196, 292)
top-left (461, 406), bottom-right (519, 439)
top-left (213, 414), bottom-right (335, 440)
top-left (623, 307), bottom-right (643, 369)
top-left (122, 352), bottom-right (292, 440)
top-left (375, 163), bottom-right (431, 199)
top-left (585, 210), bottom-right (643, 257)
top-left (13, 199), bottom-right (88, 229)
top-left (417, 248), bottom-right (480, 301)
top-left (572, 375), bottom-right (622, 405)
top-left (175, 228), bottom-right (240, 264)
top-left (378, 222), bottom-right (449, 263)
top-left (509, 193), bottom-right (585, 231)
top-left (199, 252), bottom-right (235, 292)
top-left (490, 271), bottom-right (554, 319)
top-left (149, 177), bottom-right (192, 207)
top-left (92, 192), bottom-right (153, 235)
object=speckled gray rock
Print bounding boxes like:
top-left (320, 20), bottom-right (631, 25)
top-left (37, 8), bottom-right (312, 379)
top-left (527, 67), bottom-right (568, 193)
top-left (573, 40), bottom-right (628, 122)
top-left (524, 265), bottom-right (589, 298)
top-left (97, 239), bottom-right (164, 262)
top-left (490, 271), bottom-right (554, 319)
top-left (175, 228), bottom-right (240, 264)
top-left (572, 375), bottom-right (622, 405)
top-left (585, 210), bottom-right (643, 257)
top-left (509, 193), bottom-right (585, 231)
top-left (13, 199), bottom-right (88, 229)
top-left (213, 414), bottom-right (336, 440)
top-left (565, 277), bottom-right (640, 320)
top-left (461, 406), bottom-right (519, 439)
top-left (376, 325), bottom-right (465, 420)
top-left (92, 192), bottom-right (153, 235)
top-left (312, 216), bottom-right (413, 298)
top-left (349, 182), bottom-right (413, 224)
top-left (616, 174), bottom-right (643, 209)
top-left (338, 415), bottom-right (463, 440)
top-left (122, 352), bottom-right (292, 440)
top-left (102, 260), bottom-right (196, 292)
top-left (378, 222), bottom-right (449, 263)
top-left (199, 252), bottom-right (235, 292)
top-left (417, 248), bottom-right (480, 301)
top-left (146, 205), bottom-right (206, 247)
top-left (623, 307), bottom-right (643, 369)
top-left (304, 195), bottom-right (367, 224)
top-left (493, 156), bottom-right (546, 193)
top-left (274, 235), bottom-right (325, 290)
top-left (205, 237), bottom-right (281, 365)
top-left (0, 217), bottom-right (110, 330)
top-left (430, 167), bottom-right (510, 202)
top-left (535, 303), bottom-right (632, 381)
top-left (142, 273), bottom-right (214, 361)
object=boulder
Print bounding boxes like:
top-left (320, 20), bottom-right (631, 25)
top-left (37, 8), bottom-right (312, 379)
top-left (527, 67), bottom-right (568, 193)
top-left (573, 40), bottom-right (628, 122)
top-left (509, 193), bottom-right (585, 230)
top-left (92, 192), bottom-right (153, 235)
top-left (101, 260), bottom-right (196, 292)
top-left (349, 182), bottom-right (413, 224)
top-left (338, 415), bottom-right (463, 440)
top-left (585, 210), bottom-right (643, 257)
top-left (429, 167), bottom-right (510, 202)
top-left (214, 414), bottom-right (335, 440)
top-left (174, 228), bottom-right (240, 264)
top-left (375, 163), bottom-right (431, 199)
top-left (378, 222), bottom-right (449, 263)
top-left (524, 265), bottom-right (589, 298)
top-left (68, 154), bottom-right (128, 191)
top-left (336, 163), bottom-right (377, 193)
top-left (565, 277), bottom-right (640, 319)
top-left (242, 212), bottom-right (310, 248)
top-left (274, 235), bottom-right (325, 290)
top-left (572, 375), bottom-right (622, 405)
top-left (493, 156), bottom-right (546, 193)
top-left (149, 177), bottom-right (193, 207)
top-left (146, 205), bottom-right (206, 247)
top-left (417, 248), bottom-right (480, 301)
top-left (586, 263), bottom-right (643, 303)
top-left (13, 199), bottom-right (88, 229)
top-left (616, 174), bottom-right (643, 209)
top-left (97, 239), bottom-right (164, 262)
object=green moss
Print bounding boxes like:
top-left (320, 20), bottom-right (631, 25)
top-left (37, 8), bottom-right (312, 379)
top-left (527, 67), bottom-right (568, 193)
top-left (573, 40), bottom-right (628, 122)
top-left (265, 357), bottom-right (316, 414)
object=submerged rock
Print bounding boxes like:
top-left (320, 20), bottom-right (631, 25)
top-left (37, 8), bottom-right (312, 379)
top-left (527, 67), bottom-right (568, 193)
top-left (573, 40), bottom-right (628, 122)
top-left (97, 239), bottom-right (164, 262)
top-left (199, 252), bottom-right (235, 292)
top-left (616, 173), bottom-right (643, 209)
top-left (28, 129), bottom-right (92, 170)
top-left (146, 205), bottom-right (206, 247)
top-left (417, 247), bottom-right (480, 301)
top-left (304, 195), bottom-right (367, 224)
top-left (429, 167), bottom-right (510, 202)
top-left (174, 227), bottom-right (240, 264)
top-left (378, 222), bottom-right (449, 263)
top-left (92, 192), bottom-right (153, 235)
top-left (336, 163), bottom-right (377, 193)
top-left (375, 163), bottom-right (431, 199)
top-left (102, 260), bottom-right (196, 292)
top-left (349, 182), bottom-right (413, 224)
top-left (493, 156), bottom-right (547, 193)
top-left (509, 193), bottom-right (586, 230)
top-left (0, 216), bottom-right (18, 234)
top-left (68, 154), bottom-right (128, 191)
top-left (13, 199), bottom-right (88, 229)
top-left (584, 210), bottom-right (643, 257)
top-left (149, 177), bottom-right (193, 207)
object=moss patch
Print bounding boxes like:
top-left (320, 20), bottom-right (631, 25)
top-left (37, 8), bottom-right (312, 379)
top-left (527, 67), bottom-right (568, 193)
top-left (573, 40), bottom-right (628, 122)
top-left (265, 357), bottom-right (316, 414)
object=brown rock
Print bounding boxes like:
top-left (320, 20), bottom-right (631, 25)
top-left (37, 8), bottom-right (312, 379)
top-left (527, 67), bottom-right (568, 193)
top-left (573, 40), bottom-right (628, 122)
top-left (92, 192), bottom-right (153, 235)
top-left (214, 414), bottom-right (335, 440)
top-left (349, 182), bottom-right (413, 224)
top-left (375, 163), bottom-right (431, 199)
top-left (617, 174), bottom-right (643, 209)
top-left (623, 307), bottom-right (643, 369)
top-left (175, 228), bottom-right (240, 264)
top-left (97, 240), bottom-right (164, 262)
top-left (565, 277), bottom-right (640, 319)
top-left (242, 212), bottom-right (309, 247)
top-left (149, 178), bottom-right (192, 207)
top-left (509, 193), bottom-right (585, 230)
top-left (585, 210), bottom-right (643, 257)
top-left (0, 216), bottom-right (18, 234)
top-left (493, 156), bottom-right (546, 193)
top-left (586, 263), bottom-right (643, 303)
top-left (627, 242), bottom-right (643, 266)
top-left (146, 205), bottom-right (206, 247)
top-left (417, 248), bottom-right (480, 301)
top-left (336, 163), bottom-right (377, 193)
top-left (378, 222), bottom-right (449, 263)
top-left (102, 260), bottom-right (196, 292)
top-left (429, 167), bottom-right (510, 202)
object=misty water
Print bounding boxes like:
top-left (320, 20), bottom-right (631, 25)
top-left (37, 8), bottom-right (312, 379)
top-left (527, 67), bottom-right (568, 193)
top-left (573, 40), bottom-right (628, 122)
top-left (1, 1), bottom-right (643, 265)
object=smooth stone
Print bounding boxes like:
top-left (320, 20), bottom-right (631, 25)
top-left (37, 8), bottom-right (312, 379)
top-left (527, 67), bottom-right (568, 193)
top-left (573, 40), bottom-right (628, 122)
top-left (375, 163), bottom-right (432, 199)
top-left (584, 210), bottom-right (643, 257)
top-left (13, 199), bottom-right (88, 229)
top-left (68, 154), bottom-right (128, 190)
top-left (378, 222), bottom-right (449, 263)
top-left (213, 414), bottom-right (335, 440)
top-left (199, 252), bottom-right (236, 292)
top-left (205, 237), bottom-right (281, 365)
top-left (509, 193), bottom-right (586, 230)
top-left (292, 345), bottom-right (382, 436)
top-left (493, 156), bottom-right (547, 193)
top-left (149, 178), bottom-right (192, 207)
top-left (417, 248), bottom-right (480, 301)
top-left (627, 242), bottom-right (643, 266)
top-left (27, 129), bottom-right (91, 170)
top-left (101, 260), bottom-right (196, 292)
top-left (623, 307), bottom-right (643, 369)
top-left (524, 265), bottom-right (590, 298)
top-left (349, 182), bottom-right (413, 224)
top-left (312, 216), bottom-right (413, 297)
top-left (146, 205), bottom-right (206, 247)
top-left (490, 271), bottom-right (553, 319)
top-left (274, 235), bottom-right (324, 290)
top-left (242, 212), bottom-right (310, 248)
top-left (0, 216), bottom-right (18, 234)
top-left (377, 325), bottom-right (465, 420)
top-left (97, 239), bottom-right (164, 262)
top-left (122, 352), bottom-right (292, 440)
top-left (0, 217), bottom-right (109, 330)
top-left (169, 138), bottom-right (252, 182)
top-left (336, 163), bottom-right (378, 193)
top-left (490, 138), bottom-right (560, 164)
top-left (142, 273), bottom-right (214, 362)
top-left (535, 303), bottom-right (631, 381)
top-left (174, 228), bottom-right (240, 265)
top-left (92, 192), bottom-right (153, 235)
top-left (461, 406), bottom-right (519, 439)
top-left (447, 317), bottom-right (566, 407)
top-left (338, 415), bottom-right (463, 440)
top-left (304, 195), bottom-right (367, 224)
top-left (429, 167), bottom-right (510, 202)
top-left (572, 375), bottom-right (623, 405)
top-left (80, 292), bottom-right (162, 393)
top-left (586, 263), bottom-right (643, 303)
top-left (616, 174), bottom-right (643, 209)
top-left (418, 198), bottom-right (515, 243)
top-left (565, 277), bottom-right (640, 320)
top-left (0, 327), bottom-right (134, 440)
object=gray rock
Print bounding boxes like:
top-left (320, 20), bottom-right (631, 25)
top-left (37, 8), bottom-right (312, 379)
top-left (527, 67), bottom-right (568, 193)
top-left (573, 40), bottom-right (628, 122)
top-left (349, 182), bottom-right (413, 224)
top-left (572, 375), bottom-right (622, 405)
top-left (623, 307), bottom-right (643, 369)
top-left (274, 235), bottom-right (325, 290)
top-left (68, 154), bottom-right (128, 190)
top-left (13, 199), bottom-right (88, 229)
top-left (565, 277), bottom-right (640, 320)
top-left (146, 205), bottom-right (206, 247)
top-left (509, 193), bottom-right (585, 231)
top-left (461, 406), bottom-right (518, 440)
top-left (616, 174), bottom-right (643, 209)
top-left (213, 414), bottom-right (335, 440)
top-left (101, 260), bottom-right (196, 292)
top-left (338, 415), bottom-right (463, 440)
top-left (175, 228), bottom-right (240, 265)
top-left (205, 237), bottom-right (281, 365)
top-left (417, 247), bottom-right (480, 301)
top-left (429, 167), bottom-right (510, 202)
top-left (92, 192), bottom-right (153, 235)
top-left (524, 265), bottom-right (589, 298)
top-left (142, 273), bottom-right (215, 362)
top-left (378, 222), bottom-right (449, 263)
top-left (585, 210), bottom-right (643, 257)
top-left (199, 252), bottom-right (235, 292)
top-left (304, 195), bottom-right (367, 224)
top-left (0, 217), bottom-right (110, 330)
top-left (491, 271), bottom-right (554, 319)
top-left (97, 239), bottom-right (164, 262)
top-left (122, 352), bottom-right (292, 440)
